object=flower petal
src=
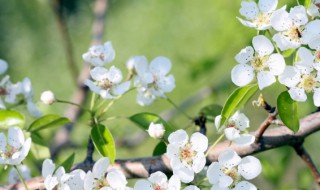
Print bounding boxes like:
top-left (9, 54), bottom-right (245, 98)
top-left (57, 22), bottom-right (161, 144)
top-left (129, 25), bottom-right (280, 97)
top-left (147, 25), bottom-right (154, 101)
top-left (231, 64), bottom-right (255, 87)
top-left (239, 1), bottom-right (259, 20)
top-left (278, 66), bottom-right (301, 87)
top-left (259, 0), bottom-right (278, 13)
top-left (107, 169), bottom-right (127, 189)
top-left (288, 87), bottom-right (307, 102)
top-left (252, 35), bottom-right (274, 56)
top-left (168, 129), bottom-right (188, 146)
top-left (238, 156), bottom-right (262, 180)
top-left (0, 59), bottom-right (8, 75)
top-left (289, 5), bottom-right (308, 26)
top-left (92, 157), bottom-right (109, 179)
top-left (313, 88), bottom-right (320, 106)
top-left (234, 113), bottom-right (250, 131)
top-left (107, 66), bottom-right (123, 84)
top-left (234, 181), bottom-right (257, 190)
top-left (190, 132), bottom-right (208, 152)
top-left (235, 46), bottom-right (254, 64)
top-left (112, 81), bottom-right (131, 96)
top-left (173, 165), bottom-right (194, 183)
top-left (8, 127), bottom-right (24, 149)
top-left (218, 149), bottom-right (241, 170)
top-left (301, 20), bottom-right (320, 46)
top-left (270, 8), bottom-right (291, 31)
top-left (237, 17), bottom-right (257, 28)
top-left (233, 134), bottom-right (255, 146)
top-left (224, 128), bottom-right (240, 141)
top-left (192, 153), bottom-right (206, 173)
top-left (134, 179), bottom-right (153, 190)
top-left (90, 67), bottom-right (108, 81)
top-left (267, 53), bottom-right (285, 75)
top-left (257, 71), bottom-right (276, 90)
top-left (168, 175), bottom-right (181, 190)
top-left (149, 56), bottom-right (172, 75)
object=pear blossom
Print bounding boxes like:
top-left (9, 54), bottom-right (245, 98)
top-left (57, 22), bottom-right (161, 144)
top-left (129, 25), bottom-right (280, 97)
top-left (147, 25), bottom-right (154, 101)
top-left (82, 41), bottom-right (115, 67)
top-left (207, 149), bottom-right (261, 190)
top-left (85, 66), bottom-right (131, 99)
top-left (301, 20), bottom-right (320, 48)
top-left (231, 35), bottom-right (285, 90)
top-left (0, 59), bottom-right (8, 75)
top-left (84, 157), bottom-right (130, 190)
top-left (270, 5), bottom-right (308, 51)
top-left (307, 0), bottom-right (320, 17)
top-left (20, 78), bottom-right (42, 117)
top-left (279, 47), bottom-right (320, 106)
top-left (148, 122), bottom-right (165, 139)
top-left (237, 0), bottom-right (279, 30)
top-left (0, 127), bottom-right (31, 165)
top-left (134, 171), bottom-right (180, 190)
top-left (8, 165), bottom-right (31, 184)
top-left (40, 90), bottom-right (56, 105)
top-left (0, 76), bottom-right (21, 109)
top-left (215, 112), bottom-right (255, 146)
top-left (166, 129), bottom-right (208, 183)
top-left (133, 56), bottom-right (175, 106)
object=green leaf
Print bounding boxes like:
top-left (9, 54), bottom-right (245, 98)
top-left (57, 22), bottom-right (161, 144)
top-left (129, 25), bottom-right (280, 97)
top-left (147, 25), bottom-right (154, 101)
top-left (282, 49), bottom-right (295, 58)
top-left (31, 132), bottom-right (47, 146)
top-left (91, 124), bottom-right (116, 164)
top-left (220, 84), bottom-right (258, 127)
top-left (129, 112), bottom-right (173, 140)
top-left (59, 153), bottom-right (75, 172)
top-left (28, 114), bottom-right (71, 132)
top-left (298, 0), bottom-right (312, 7)
top-left (277, 91), bottom-right (299, 132)
top-left (152, 141), bottom-right (167, 156)
top-left (200, 104), bottom-right (222, 122)
top-left (0, 110), bottom-right (25, 129)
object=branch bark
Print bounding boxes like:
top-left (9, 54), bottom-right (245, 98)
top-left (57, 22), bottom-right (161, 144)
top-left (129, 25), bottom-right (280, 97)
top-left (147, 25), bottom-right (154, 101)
top-left (3, 111), bottom-right (320, 190)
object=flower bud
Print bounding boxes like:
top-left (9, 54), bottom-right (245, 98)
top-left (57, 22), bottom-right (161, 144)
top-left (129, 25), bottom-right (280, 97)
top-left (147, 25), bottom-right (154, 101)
top-left (40, 91), bottom-right (56, 105)
top-left (148, 122), bottom-right (165, 139)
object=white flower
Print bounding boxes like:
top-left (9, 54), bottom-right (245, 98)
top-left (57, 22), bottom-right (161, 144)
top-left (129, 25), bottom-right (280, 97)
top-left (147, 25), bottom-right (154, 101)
top-left (84, 157), bottom-right (129, 190)
top-left (301, 20), bottom-right (320, 48)
top-left (85, 66), bottom-right (131, 99)
top-left (184, 185), bottom-right (200, 190)
top-left (42, 159), bottom-right (86, 190)
top-left (0, 127), bottom-right (31, 165)
top-left (307, 0), bottom-right (320, 17)
top-left (82, 41), bottom-right (115, 67)
top-left (231, 35), bottom-right (285, 89)
top-left (40, 91), bottom-right (56, 105)
top-left (207, 149), bottom-right (261, 190)
top-left (0, 59), bottom-right (8, 75)
top-left (134, 171), bottom-right (180, 190)
top-left (8, 165), bottom-right (31, 184)
top-left (166, 129), bottom-right (208, 183)
top-left (21, 78), bottom-right (42, 117)
top-left (0, 76), bottom-right (21, 109)
top-left (279, 47), bottom-right (320, 106)
top-left (270, 5), bottom-right (308, 51)
top-left (148, 122), bottom-right (165, 139)
top-left (215, 112), bottom-right (255, 146)
top-left (134, 56), bottom-right (175, 106)
top-left (237, 0), bottom-right (279, 30)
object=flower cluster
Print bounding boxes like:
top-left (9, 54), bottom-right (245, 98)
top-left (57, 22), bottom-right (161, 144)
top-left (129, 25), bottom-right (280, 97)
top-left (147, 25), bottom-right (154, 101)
top-left (234, 0), bottom-right (320, 106)
top-left (82, 43), bottom-right (176, 106)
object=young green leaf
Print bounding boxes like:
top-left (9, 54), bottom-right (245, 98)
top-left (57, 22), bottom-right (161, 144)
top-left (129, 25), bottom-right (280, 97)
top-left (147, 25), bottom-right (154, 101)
top-left (152, 141), bottom-right (167, 156)
top-left (28, 114), bottom-right (71, 132)
top-left (220, 84), bottom-right (258, 127)
top-left (0, 110), bottom-right (25, 129)
top-left (129, 112), bottom-right (173, 140)
top-left (200, 104), bottom-right (222, 122)
top-left (277, 91), bottom-right (300, 132)
top-left (59, 153), bottom-right (75, 173)
top-left (91, 124), bottom-right (116, 164)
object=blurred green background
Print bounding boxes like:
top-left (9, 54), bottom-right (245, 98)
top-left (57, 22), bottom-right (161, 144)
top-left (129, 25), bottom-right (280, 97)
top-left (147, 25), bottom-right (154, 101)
top-left (0, 0), bottom-right (319, 189)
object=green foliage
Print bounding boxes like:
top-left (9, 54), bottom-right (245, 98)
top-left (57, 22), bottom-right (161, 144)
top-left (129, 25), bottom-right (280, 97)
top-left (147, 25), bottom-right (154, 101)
top-left (129, 112), bottom-right (173, 140)
top-left (28, 114), bottom-right (71, 132)
top-left (298, 0), bottom-right (312, 7)
top-left (282, 49), bottom-right (296, 58)
top-left (277, 91), bottom-right (299, 132)
top-left (152, 141), bottom-right (167, 156)
top-left (220, 84), bottom-right (258, 128)
top-left (0, 110), bottom-right (25, 129)
top-left (59, 153), bottom-right (75, 173)
top-left (91, 124), bottom-right (116, 164)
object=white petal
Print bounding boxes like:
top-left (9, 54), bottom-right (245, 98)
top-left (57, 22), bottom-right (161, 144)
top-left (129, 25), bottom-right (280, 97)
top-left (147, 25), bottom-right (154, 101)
top-left (107, 169), bottom-right (127, 189)
top-left (238, 156), bottom-right (262, 180)
top-left (236, 17), bottom-right (257, 29)
top-left (90, 67), bottom-right (108, 81)
top-left (267, 53), bottom-right (285, 75)
top-left (148, 171), bottom-right (167, 184)
top-left (55, 167), bottom-right (66, 180)
top-left (19, 138), bottom-right (31, 163)
top-left (218, 149), bottom-right (241, 170)
top-left (157, 74), bottom-right (175, 93)
top-left (257, 71), bottom-right (276, 89)
top-left (219, 176), bottom-right (233, 188)
top-left (301, 20), bottom-right (320, 45)
top-left (27, 101), bottom-right (42, 117)
top-left (207, 162), bottom-right (223, 185)
top-left (288, 87), bottom-right (307, 102)
top-left (184, 185), bottom-right (200, 190)
top-left (102, 41), bottom-right (116, 63)
top-left (309, 36), bottom-right (320, 50)
top-left (270, 9), bottom-right (291, 31)
top-left (289, 5), bottom-right (308, 26)
top-left (192, 153), bottom-right (206, 173)
top-left (149, 56), bottom-right (172, 75)
top-left (166, 143), bottom-right (180, 159)
top-left (307, 3), bottom-right (320, 17)
top-left (313, 88), bottom-right (320, 106)
top-left (252, 35), bottom-right (274, 56)
top-left (239, 1), bottom-right (259, 20)
top-left (190, 132), bottom-right (208, 152)
top-left (134, 180), bottom-right (153, 190)
top-left (231, 64), bottom-right (255, 87)
top-left (233, 134), bottom-right (255, 146)
top-left (134, 58), bottom-right (149, 77)
top-left (296, 47), bottom-right (314, 70)
top-left (173, 165), bottom-right (194, 183)
top-left (0, 133), bottom-right (6, 152)
top-left (235, 46), bottom-right (254, 64)
top-left (234, 113), bottom-right (250, 131)
top-left (272, 33), bottom-right (298, 51)
top-left (215, 115), bottom-right (222, 131)
top-left (259, 0), bottom-right (278, 13)
top-left (84, 171), bottom-right (95, 190)
top-left (168, 175), bottom-right (181, 190)
top-left (234, 181), bottom-right (257, 190)
top-left (107, 66), bottom-right (123, 84)
top-left (168, 129), bottom-right (188, 146)
top-left (127, 56), bottom-right (147, 70)
top-left (92, 157), bottom-right (109, 179)
top-left (8, 127), bottom-right (24, 149)
top-left (84, 79), bottom-right (101, 94)
top-left (44, 175), bottom-right (59, 190)
top-left (278, 66), bottom-right (301, 87)
top-left (224, 128), bottom-right (240, 141)
top-left (112, 81), bottom-right (131, 96)
top-left (0, 59), bottom-right (8, 75)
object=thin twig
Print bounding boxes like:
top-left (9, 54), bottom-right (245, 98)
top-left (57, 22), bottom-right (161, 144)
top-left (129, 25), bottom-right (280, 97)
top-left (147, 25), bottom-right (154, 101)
top-left (255, 109), bottom-right (278, 142)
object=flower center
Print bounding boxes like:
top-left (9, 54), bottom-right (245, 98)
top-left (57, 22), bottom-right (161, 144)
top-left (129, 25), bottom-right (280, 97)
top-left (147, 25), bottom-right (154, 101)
top-left (98, 80), bottom-right (113, 90)
top-left (93, 178), bottom-right (108, 190)
top-left (0, 145), bottom-right (18, 159)
top-left (315, 50), bottom-right (320, 62)
top-left (253, 13), bottom-right (270, 29)
top-left (299, 74), bottom-right (317, 93)
top-left (283, 26), bottom-right (302, 42)
top-left (179, 144), bottom-right (196, 165)
top-left (0, 88), bottom-right (8, 96)
top-left (250, 56), bottom-right (267, 71)
top-left (154, 184), bottom-right (165, 190)
top-left (222, 167), bottom-right (241, 188)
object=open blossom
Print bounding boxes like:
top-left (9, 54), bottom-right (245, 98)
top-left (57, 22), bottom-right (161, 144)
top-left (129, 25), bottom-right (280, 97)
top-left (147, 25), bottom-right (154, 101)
top-left (85, 66), bottom-right (131, 99)
top-left (20, 78), bottom-right (42, 117)
top-left (207, 149), bottom-right (261, 190)
top-left (271, 5), bottom-right (308, 51)
top-left (307, 0), bottom-right (320, 17)
top-left (166, 129), bottom-right (208, 183)
top-left (0, 76), bottom-right (21, 109)
top-left (0, 127), bottom-right (31, 165)
top-left (42, 159), bottom-right (85, 190)
top-left (82, 41), bottom-right (115, 67)
top-left (134, 171), bottom-right (180, 190)
top-left (8, 165), bottom-right (31, 184)
top-left (231, 35), bottom-right (285, 90)
top-left (237, 0), bottom-right (279, 30)
top-left (215, 112), bottom-right (255, 146)
top-left (133, 56), bottom-right (175, 106)
top-left (279, 47), bottom-right (320, 106)
top-left (148, 122), bottom-right (165, 139)
top-left (301, 20), bottom-right (320, 48)
top-left (84, 157), bottom-right (130, 190)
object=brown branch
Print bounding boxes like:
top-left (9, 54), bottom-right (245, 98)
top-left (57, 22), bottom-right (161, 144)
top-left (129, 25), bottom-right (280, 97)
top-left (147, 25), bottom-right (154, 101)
top-left (3, 111), bottom-right (320, 190)
top-left (50, 0), bottom-right (108, 160)
top-left (255, 109), bottom-right (278, 142)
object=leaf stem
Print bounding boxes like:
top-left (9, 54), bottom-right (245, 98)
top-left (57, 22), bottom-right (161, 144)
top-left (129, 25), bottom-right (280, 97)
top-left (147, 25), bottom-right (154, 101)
top-left (13, 165), bottom-right (29, 190)
top-left (56, 99), bottom-right (91, 113)
top-left (205, 133), bottom-right (225, 157)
